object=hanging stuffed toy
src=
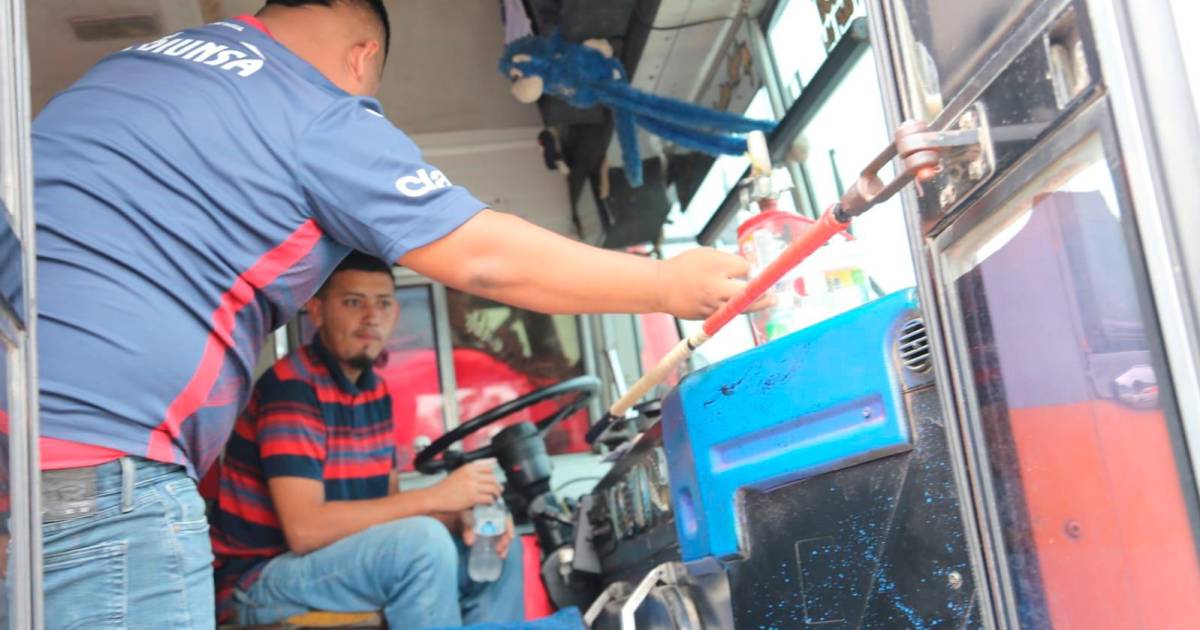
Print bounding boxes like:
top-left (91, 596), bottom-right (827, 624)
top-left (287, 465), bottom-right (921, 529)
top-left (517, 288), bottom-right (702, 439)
top-left (499, 32), bottom-right (776, 187)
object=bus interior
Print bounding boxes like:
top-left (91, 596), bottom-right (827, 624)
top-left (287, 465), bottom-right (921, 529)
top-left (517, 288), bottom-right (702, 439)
top-left (3, 0), bottom-right (1200, 628)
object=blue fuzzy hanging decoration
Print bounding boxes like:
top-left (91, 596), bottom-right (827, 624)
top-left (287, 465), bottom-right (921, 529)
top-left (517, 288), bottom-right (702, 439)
top-left (499, 32), bottom-right (776, 187)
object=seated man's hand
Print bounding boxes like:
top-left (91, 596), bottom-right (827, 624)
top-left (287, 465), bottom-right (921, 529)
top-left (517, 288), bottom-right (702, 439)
top-left (495, 514), bottom-right (516, 559)
top-left (462, 512), bottom-right (517, 559)
top-left (430, 460), bottom-right (503, 513)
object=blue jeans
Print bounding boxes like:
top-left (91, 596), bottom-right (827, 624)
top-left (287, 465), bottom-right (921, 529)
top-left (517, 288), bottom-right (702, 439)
top-left (233, 516), bottom-right (526, 629)
top-left (40, 457), bottom-right (214, 629)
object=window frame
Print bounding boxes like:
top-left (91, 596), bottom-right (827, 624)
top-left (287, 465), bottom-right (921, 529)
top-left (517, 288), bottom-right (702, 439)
top-left (697, 17), bottom-right (873, 244)
top-left (1, 0), bottom-right (42, 625)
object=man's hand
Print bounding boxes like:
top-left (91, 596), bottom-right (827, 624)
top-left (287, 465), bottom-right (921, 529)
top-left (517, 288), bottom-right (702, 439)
top-left (429, 461), bottom-right (503, 513)
top-left (656, 248), bottom-right (767, 320)
top-left (462, 512), bottom-right (517, 559)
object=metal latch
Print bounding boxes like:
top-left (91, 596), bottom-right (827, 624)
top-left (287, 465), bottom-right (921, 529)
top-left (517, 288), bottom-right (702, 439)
top-left (922, 103), bottom-right (996, 211)
top-left (836, 103), bottom-right (995, 221)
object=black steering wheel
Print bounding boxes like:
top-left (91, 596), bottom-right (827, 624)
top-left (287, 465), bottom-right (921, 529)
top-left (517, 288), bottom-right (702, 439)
top-left (414, 375), bottom-right (600, 474)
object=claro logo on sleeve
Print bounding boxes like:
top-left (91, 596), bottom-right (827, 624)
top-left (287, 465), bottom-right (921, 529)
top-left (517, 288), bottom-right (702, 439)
top-left (395, 169), bottom-right (452, 198)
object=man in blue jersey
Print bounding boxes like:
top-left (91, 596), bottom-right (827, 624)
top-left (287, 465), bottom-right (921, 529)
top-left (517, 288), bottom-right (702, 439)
top-left (33, 0), bottom-right (762, 627)
top-left (212, 252), bottom-right (523, 628)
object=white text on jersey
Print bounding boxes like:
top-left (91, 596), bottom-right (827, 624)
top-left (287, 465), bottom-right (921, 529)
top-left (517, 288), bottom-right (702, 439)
top-left (125, 33), bottom-right (265, 78)
top-left (395, 169), bottom-right (452, 198)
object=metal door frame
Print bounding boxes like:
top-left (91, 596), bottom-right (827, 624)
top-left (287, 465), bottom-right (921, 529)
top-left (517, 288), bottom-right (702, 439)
top-left (1085, 0), bottom-right (1200, 505)
top-left (1, 0), bottom-right (41, 626)
top-left (927, 96), bottom-right (1186, 629)
top-left (865, 0), bottom-right (1003, 626)
top-left (870, 0), bottom-right (1200, 627)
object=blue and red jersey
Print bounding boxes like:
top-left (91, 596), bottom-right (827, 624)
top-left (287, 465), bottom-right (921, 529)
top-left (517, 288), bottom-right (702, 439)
top-left (209, 337), bottom-right (394, 620)
top-left (33, 16), bottom-right (484, 476)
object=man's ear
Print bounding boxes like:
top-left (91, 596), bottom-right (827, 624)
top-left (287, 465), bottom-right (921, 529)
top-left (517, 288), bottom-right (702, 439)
top-left (348, 40), bottom-right (383, 89)
top-left (305, 295), bottom-right (325, 329)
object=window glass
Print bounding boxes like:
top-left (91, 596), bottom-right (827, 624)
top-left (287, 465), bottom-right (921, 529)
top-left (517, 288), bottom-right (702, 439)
top-left (0, 214), bottom-right (20, 329)
top-left (375, 286), bottom-right (446, 470)
top-left (715, 52), bottom-right (918, 345)
top-left (769, 0), bottom-right (833, 101)
top-left (891, 0), bottom-right (1035, 120)
top-left (1, 94), bottom-right (10, 222)
top-left (744, 87), bottom-right (775, 138)
top-left (1168, 0), bottom-right (1200, 132)
top-left (637, 312), bottom-right (682, 386)
top-left (791, 51), bottom-right (916, 297)
top-left (445, 289), bottom-right (589, 456)
top-left (664, 29), bottom-right (925, 360)
top-left (664, 88), bottom-right (791, 244)
top-left (944, 134), bottom-right (1200, 628)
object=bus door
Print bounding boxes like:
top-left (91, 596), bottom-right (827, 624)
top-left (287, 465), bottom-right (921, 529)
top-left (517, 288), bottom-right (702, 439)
top-left (876, 0), bottom-right (1200, 627)
top-left (1, 0), bottom-right (42, 626)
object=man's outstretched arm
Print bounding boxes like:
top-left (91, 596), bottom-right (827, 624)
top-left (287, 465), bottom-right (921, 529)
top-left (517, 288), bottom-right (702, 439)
top-left (400, 209), bottom-right (762, 320)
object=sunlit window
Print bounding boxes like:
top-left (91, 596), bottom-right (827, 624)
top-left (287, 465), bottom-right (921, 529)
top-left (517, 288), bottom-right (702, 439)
top-left (790, 52), bottom-right (916, 296)
top-left (661, 9), bottom-right (920, 363)
top-left (768, 0), bottom-right (833, 102)
top-left (663, 88), bottom-right (797, 244)
top-left (1, 120), bottom-right (12, 221)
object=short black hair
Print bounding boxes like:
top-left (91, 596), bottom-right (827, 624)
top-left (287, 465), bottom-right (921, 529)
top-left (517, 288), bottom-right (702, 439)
top-left (262, 0), bottom-right (390, 58)
top-left (334, 250), bottom-right (393, 275)
top-left (318, 250), bottom-right (393, 294)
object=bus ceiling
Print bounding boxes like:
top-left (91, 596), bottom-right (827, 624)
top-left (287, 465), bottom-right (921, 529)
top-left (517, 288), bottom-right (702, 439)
top-left (26, 0), bottom-right (765, 249)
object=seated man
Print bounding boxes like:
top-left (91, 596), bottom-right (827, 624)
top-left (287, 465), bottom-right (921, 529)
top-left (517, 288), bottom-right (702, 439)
top-left (210, 251), bottom-right (523, 628)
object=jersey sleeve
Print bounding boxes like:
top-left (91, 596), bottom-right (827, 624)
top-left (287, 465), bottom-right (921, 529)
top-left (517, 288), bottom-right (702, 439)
top-left (254, 376), bottom-right (327, 482)
top-left (296, 97), bottom-right (488, 263)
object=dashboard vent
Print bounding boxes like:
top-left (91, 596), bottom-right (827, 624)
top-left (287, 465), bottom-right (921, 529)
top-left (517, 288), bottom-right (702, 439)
top-left (898, 318), bottom-right (932, 373)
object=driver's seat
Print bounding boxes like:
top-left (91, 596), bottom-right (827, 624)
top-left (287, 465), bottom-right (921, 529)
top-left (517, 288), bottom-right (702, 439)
top-left (232, 611), bottom-right (384, 629)
top-left (220, 612), bottom-right (379, 624)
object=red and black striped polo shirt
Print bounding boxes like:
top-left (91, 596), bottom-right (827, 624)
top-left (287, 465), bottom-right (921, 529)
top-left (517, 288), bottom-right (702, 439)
top-left (209, 337), bottom-right (394, 621)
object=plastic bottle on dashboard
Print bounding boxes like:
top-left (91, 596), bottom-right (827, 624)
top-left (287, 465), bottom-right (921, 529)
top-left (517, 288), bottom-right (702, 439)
top-left (737, 210), bottom-right (813, 344)
top-left (468, 498), bottom-right (507, 582)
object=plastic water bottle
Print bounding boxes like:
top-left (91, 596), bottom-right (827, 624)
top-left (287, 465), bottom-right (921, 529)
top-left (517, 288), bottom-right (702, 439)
top-left (468, 499), bottom-right (507, 582)
top-left (737, 210), bottom-right (813, 345)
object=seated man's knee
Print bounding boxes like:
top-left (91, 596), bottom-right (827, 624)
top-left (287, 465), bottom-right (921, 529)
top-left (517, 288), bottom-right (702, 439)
top-left (377, 516), bottom-right (457, 575)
